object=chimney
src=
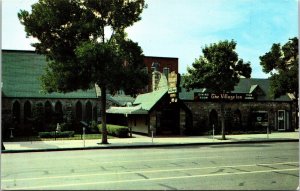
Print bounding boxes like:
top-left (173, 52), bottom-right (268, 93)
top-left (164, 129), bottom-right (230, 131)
top-left (152, 71), bottom-right (161, 91)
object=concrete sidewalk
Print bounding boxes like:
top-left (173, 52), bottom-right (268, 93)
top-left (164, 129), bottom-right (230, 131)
top-left (2, 131), bottom-right (299, 153)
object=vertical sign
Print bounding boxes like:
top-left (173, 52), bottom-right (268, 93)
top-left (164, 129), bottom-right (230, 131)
top-left (168, 71), bottom-right (178, 102)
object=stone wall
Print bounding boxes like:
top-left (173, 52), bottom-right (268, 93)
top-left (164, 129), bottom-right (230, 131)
top-left (183, 101), bottom-right (295, 134)
top-left (2, 97), bottom-right (115, 130)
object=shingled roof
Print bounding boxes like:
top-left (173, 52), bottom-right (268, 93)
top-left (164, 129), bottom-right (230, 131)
top-left (107, 73), bottom-right (168, 115)
top-left (2, 50), bottom-right (98, 99)
top-left (179, 78), bottom-right (293, 101)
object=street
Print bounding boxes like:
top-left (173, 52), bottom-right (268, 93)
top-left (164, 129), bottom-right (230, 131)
top-left (1, 142), bottom-right (299, 190)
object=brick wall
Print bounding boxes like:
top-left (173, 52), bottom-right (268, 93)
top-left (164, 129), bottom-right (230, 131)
top-left (144, 56), bottom-right (178, 73)
top-left (143, 56), bottom-right (178, 92)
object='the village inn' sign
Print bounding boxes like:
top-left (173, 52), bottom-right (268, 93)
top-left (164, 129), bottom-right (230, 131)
top-left (194, 93), bottom-right (255, 101)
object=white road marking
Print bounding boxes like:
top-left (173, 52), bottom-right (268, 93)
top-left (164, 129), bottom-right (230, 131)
top-left (7, 168), bottom-right (298, 190)
top-left (2, 161), bottom-right (298, 183)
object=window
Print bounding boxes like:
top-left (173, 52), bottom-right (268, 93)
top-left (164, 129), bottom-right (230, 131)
top-left (55, 101), bottom-right (63, 123)
top-left (163, 67), bottom-right (169, 78)
top-left (76, 101), bottom-right (82, 121)
top-left (151, 62), bottom-right (160, 72)
top-left (24, 101), bottom-right (32, 124)
top-left (151, 67), bottom-right (156, 73)
top-left (252, 111), bottom-right (268, 127)
top-left (12, 101), bottom-right (21, 124)
top-left (45, 101), bottom-right (53, 123)
top-left (85, 101), bottom-right (92, 122)
top-left (93, 105), bottom-right (98, 122)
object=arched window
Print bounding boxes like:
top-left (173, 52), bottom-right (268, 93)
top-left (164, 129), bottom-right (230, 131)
top-left (45, 101), bottom-right (53, 123)
top-left (55, 101), bottom-right (63, 123)
top-left (12, 101), bottom-right (21, 124)
top-left (93, 105), bottom-right (98, 122)
top-left (76, 101), bottom-right (82, 121)
top-left (55, 101), bottom-right (63, 113)
top-left (24, 101), bottom-right (32, 124)
top-left (85, 101), bottom-right (92, 122)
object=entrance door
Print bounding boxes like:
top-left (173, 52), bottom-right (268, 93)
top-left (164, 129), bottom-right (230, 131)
top-left (278, 110), bottom-right (285, 131)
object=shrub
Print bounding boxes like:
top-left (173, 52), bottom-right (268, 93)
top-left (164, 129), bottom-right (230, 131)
top-left (98, 124), bottom-right (128, 138)
top-left (89, 121), bottom-right (99, 133)
top-left (39, 131), bottom-right (75, 138)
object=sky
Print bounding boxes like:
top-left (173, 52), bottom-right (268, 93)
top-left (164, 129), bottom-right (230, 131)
top-left (2, 0), bottom-right (298, 78)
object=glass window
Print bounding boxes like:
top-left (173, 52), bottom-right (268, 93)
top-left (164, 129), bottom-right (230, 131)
top-left (76, 101), bottom-right (82, 121)
top-left (163, 67), bottom-right (169, 78)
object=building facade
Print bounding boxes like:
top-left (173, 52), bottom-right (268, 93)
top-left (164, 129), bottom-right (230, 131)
top-left (108, 76), bottom-right (296, 136)
top-left (1, 50), bottom-right (118, 136)
top-left (179, 78), bottom-right (297, 135)
top-left (2, 50), bottom-right (297, 138)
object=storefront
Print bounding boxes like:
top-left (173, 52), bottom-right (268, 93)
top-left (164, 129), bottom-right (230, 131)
top-left (179, 78), bottom-right (296, 135)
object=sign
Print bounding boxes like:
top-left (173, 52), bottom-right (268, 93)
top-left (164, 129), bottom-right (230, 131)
top-left (168, 71), bottom-right (179, 103)
top-left (194, 93), bottom-right (256, 101)
top-left (168, 71), bottom-right (177, 94)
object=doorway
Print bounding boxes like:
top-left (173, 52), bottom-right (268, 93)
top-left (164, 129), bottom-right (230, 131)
top-left (278, 110), bottom-right (286, 131)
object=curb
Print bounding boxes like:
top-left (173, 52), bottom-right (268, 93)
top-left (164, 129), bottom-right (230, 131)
top-left (2, 139), bottom-right (298, 153)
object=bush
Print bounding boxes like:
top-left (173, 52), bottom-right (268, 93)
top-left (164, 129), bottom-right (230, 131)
top-left (89, 121), bottom-right (99, 134)
top-left (39, 131), bottom-right (75, 138)
top-left (98, 124), bottom-right (128, 138)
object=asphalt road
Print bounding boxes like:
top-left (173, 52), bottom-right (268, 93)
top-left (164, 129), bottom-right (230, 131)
top-left (1, 142), bottom-right (299, 190)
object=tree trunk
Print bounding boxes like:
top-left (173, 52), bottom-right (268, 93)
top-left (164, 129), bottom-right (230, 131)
top-left (101, 85), bottom-right (108, 144)
top-left (220, 102), bottom-right (226, 140)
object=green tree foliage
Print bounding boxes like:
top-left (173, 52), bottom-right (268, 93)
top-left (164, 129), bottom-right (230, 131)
top-left (259, 37), bottom-right (298, 99)
top-left (18, 0), bottom-right (148, 144)
top-left (183, 40), bottom-right (252, 139)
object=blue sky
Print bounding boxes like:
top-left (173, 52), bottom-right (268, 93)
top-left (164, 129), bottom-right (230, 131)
top-left (2, 0), bottom-right (298, 78)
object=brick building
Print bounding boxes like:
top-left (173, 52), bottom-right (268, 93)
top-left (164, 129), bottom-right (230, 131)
top-left (143, 56), bottom-right (178, 92)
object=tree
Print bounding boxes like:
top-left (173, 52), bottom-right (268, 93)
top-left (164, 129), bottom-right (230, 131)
top-left (183, 40), bottom-right (252, 140)
top-left (260, 37), bottom-right (298, 99)
top-left (18, 0), bottom-right (148, 144)
top-left (259, 37), bottom-right (298, 129)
